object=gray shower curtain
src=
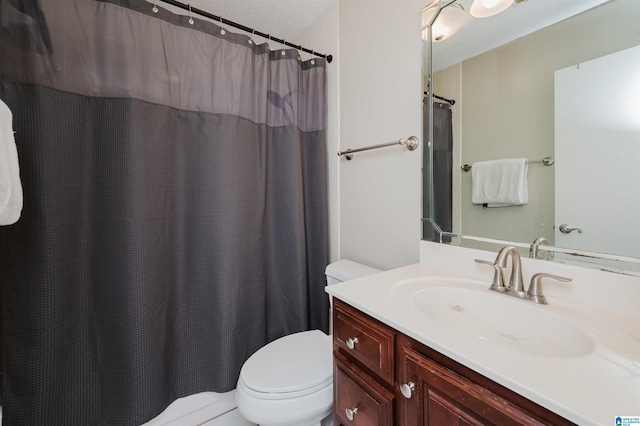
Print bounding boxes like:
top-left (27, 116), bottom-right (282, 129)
top-left (0, 0), bottom-right (329, 424)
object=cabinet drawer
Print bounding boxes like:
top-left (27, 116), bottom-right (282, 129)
top-left (334, 354), bottom-right (394, 425)
top-left (333, 299), bottom-right (395, 383)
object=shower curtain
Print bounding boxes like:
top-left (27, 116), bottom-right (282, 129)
top-left (0, 0), bottom-right (329, 424)
top-left (423, 99), bottom-right (453, 241)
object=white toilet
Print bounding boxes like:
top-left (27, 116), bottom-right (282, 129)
top-left (235, 259), bottom-right (381, 426)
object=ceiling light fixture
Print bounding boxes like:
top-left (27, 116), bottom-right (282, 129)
top-left (470, 0), bottom-right (514, 18)
top-left (422, 3), bottom-right (467, 42)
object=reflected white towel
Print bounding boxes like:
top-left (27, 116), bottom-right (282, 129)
top-left (0, 99), bottom-right (22, 225)
top-left (471, 158), bottom-right (528, 207)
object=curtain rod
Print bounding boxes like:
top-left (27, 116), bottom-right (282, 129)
top-left (154, 0), bottom-right (333, 63)
top-left (424, 91), bottom-right (455, 105)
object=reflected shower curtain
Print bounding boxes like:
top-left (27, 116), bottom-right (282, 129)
top-left (423, 99), bottom-right (453, 241)
top-left (0, 0), bottom-right (328, 424)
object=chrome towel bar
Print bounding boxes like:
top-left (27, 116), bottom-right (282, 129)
top-left (338, 136), bottom-right (420, 160)
top-left (461, 156), bottom-right (554, 172)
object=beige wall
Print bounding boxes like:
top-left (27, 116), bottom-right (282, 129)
top-left (433, 0), bottom-right (640, 247)
top-left (338, 0), bottom-right (424, 270)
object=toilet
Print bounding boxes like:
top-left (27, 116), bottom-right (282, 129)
top-left (235, 260), bottom-right (381, 426)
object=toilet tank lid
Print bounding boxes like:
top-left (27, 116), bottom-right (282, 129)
top-left (325, 259), bottom-right (381, 282)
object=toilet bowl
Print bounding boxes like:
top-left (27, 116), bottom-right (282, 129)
top-left (235, 260), bottom-right (381, 426)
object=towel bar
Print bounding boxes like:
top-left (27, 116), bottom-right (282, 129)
top-left (338, 136), bottom-right (420, 160)
top-left (462, 156), bottom-right (554, 172)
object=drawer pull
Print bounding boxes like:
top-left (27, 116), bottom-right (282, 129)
top-left (346, 337), bottom-right (359, 349)
top-left (400, 381), bottom-right (415, 399)
top-left (345, 406), bottom-right (359, 421)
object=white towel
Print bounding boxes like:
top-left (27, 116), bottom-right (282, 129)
top-left (471, 158), bottom-right (528, 207)
top-left (0, 99), bottom-right (23, 225)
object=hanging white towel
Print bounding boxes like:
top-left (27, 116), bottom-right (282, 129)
top-left (471, 158), bottom-right (528, 207)
top-left (0, 99), bottom-right (23, 225)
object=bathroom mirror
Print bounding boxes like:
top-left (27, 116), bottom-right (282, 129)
top-left (422, 0), bottom-right (640, 273)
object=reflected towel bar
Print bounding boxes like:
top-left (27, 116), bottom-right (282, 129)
top-left (338, 136), bottom-right (420, 160)
top-left (461, 156), bottom-right (554, 172)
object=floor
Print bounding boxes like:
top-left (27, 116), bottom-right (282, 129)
top-left (200, 408), bottom-right (255, 426)
top-left (142, 391), bottom-right (255, 426)
top-left (0, 392), bottom-right (255, 426)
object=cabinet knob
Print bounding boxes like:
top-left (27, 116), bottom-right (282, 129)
top-left (345, 406), bottom-right (359, 420)
top-left (400, 382), bottom-right (415, 399)
top-left (345, 337), bottom-right (359, 350)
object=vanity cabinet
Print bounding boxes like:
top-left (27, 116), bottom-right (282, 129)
top-left (333, 298), bottom-right (396, 425)
top-left (333, 299), bottom-right (575, 426)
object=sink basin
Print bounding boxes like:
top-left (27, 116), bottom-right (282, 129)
top-left (394, 279), bottom-right (595, 358)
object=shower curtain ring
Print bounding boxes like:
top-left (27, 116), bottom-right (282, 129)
top-left (219, 16), bottom-right (226, 35)
top-left (281, 39), bottom-right (287, 56)
top-left (310, 50), bottom-right (316, 65)
top-left (188, 4), bottom-right (194, 25)
top-left (152, 0), bottom-right (158, 13)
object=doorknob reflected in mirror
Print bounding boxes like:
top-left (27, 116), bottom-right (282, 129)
top-left (559, 224), bottom-right (583, 234)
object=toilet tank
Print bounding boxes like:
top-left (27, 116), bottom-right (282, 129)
top-left (325, 259), bottom-right (381, 286)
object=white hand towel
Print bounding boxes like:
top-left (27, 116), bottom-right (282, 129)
top-left (0, 99), bottom-right (23, 225)
top-left (471, 158), bottom-right (528, 207)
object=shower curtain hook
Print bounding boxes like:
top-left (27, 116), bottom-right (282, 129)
top-left (280, 38), bottom-right (287, 56)
top-left (219, 16), bottom-right (226, 35)
top-left (152, 0), bottom-right (158, 13)
top-left (248, 28), bottom-right (255, 45)
top-left (188, 4), bottom-right (194, 25)
top-left (310, 50), bottom-right (316, 65)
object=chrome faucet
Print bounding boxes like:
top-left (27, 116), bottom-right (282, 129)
top-left (527, 273), bottom-right (572, 304)
top-left (476, 246), bottom-right (572, 304)
top-left (529, 237), bottom-right (549, 259)
top-left (498, 246), bottom-right (527, 298)
top-left (475, 254), bottom-right (507, 293)
top-left (475, 245), bottom-right (523, 294)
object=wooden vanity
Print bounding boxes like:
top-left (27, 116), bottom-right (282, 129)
top-left (332, 298), bottom-right (575, 425)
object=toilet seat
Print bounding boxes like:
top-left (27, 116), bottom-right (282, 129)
top-left (238, 330), bottom-right (333, 399)
top-left (236, 330), bottom-right (334, 426)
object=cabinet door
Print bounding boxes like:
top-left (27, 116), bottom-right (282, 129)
top-left (397, 346), bottom-right (550, 426)
top-left (334, 352), bottom-right (395, 425)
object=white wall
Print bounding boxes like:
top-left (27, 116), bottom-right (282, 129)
top-left (337, 0), bottom-right (424, 271)
top-left (296, 2), bottom-right (341, 263)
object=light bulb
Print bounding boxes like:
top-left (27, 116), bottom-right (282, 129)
top-left (471, 0), bottom-right (514, 18)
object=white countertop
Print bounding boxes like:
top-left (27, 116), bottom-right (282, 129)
top-left (326, 243), bottom-right (640, 426)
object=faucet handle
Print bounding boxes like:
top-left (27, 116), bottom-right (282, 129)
top-left (527, 273), bottom-right (572, 305)
top-left (475, 259), bottom-right (507, 292)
